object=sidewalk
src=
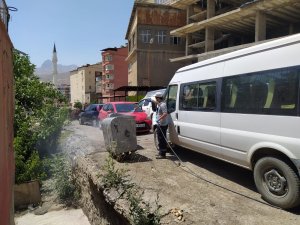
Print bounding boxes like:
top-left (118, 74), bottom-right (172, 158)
top-left (15, 209), bottom-right (90, 225)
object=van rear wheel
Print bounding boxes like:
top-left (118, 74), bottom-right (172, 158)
top-left (254, 157), bottom-right (300, 209)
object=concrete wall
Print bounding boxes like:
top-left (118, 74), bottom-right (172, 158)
top-left (127, 3), bottom-right (187, 87)
top-left (0, 18), bottom-right (14, 225)
top-left (14, 181), bottom-right (41, 208)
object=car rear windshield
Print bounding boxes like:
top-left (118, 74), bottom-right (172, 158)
top-left (115, 103), bottom-right (143, 112)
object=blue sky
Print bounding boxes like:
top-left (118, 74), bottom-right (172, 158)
top-left (6, 0), bottom-right (133, 67)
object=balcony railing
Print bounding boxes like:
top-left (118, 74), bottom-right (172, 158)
top-left (0, 0), bottom-right (9, 29)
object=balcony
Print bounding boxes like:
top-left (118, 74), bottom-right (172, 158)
top-left (0, 0), bottom-right (9, 29)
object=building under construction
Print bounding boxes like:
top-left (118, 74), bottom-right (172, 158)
top-left (158, 0), bottom-right (300, 64)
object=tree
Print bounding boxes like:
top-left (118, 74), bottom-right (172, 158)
top-left (13, 51), bottom-right (68, 183)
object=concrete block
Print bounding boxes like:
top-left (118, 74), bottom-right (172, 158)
top-left (14, 180), bottom-right (41, 208)
top-left (102, 116), bottom-right (137, 155)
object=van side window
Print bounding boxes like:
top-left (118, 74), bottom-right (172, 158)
top-left (181, 82), bottom-right (216, 111)
top-left (166, 85), bottom-right (178, 113)
top-left (222, 67), bottom-right (299, 116)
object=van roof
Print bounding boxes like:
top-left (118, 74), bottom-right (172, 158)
top-left (177, 33), bottom-right (300, 74)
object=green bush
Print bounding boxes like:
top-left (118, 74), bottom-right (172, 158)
top-left (50, 154), bottom-right (80, 205)
top-left (126, 95), bottom-right (145, 102)
top-left (73, 101), bottom-right (82, 109)
top-left (13, 51), bottom-right (68, 184)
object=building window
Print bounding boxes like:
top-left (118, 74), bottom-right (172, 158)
top-left (96, 76), bottom-right (102, 81)
top-left (89, 85), bottom-right (91, 90)
top-left (132, 32), bottom-right (136, 47)
top-left (105, 55), bottom-right (112, 61)
top-left (129, 39), bottom-right (132, 51)
top-left (128, 63), bottom-right (132, 72)
top-left (106, 74), bottom-right (114, 80)
top-left (170, 36), bottom-right (182, 45)
top-left (140, 30), bottom-right (152, 43)
top-left (157, 30), bottom-right (167, 44)
top-left (106, 83), bottom-right (114, 89)
top-left (155, 0), bottom-right (169, 3)
top-left (105, 64), bottom-right (114, 71)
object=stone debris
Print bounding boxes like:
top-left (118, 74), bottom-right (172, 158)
top-left (170, 208), bottom-right (184, 222)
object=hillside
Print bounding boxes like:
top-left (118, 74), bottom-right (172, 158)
top-left (35, 60), bottom-right (77, 85)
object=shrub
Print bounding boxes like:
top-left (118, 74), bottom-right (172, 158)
top-left (13, 51), bottom-right (68, 183)
top-left (50, 154), bottom-right (80, 205)
top-left (73, 101), bottom-right (83, 109)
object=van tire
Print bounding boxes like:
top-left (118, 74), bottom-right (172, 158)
top-left (254, 157), bottom-right (300, 209)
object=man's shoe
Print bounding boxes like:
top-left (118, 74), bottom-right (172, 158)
top-left (156, 154), bottom-right (166, 159)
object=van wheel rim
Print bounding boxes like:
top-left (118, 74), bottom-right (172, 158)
top-left (263, 169), bottom-right (287, 196)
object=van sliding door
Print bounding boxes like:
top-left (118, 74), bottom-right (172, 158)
top-left (177, 80), bottom-right (221, 157)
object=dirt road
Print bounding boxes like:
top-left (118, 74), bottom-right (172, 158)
top-left (65, 121), bottom-right (300, 225)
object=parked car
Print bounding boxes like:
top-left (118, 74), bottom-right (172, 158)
top-left (98, 102), bottom-right (152, 133)
top-left (138, 88), bottom-right (166, 120)
top-left (79, 104), bottom-right (103, 126)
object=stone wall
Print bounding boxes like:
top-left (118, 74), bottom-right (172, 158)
top-left (74, 156), bottom-right (131, 225)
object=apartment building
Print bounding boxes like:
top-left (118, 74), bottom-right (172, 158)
top-left (0, 0), bottom-right (14, 224)
top-left (158, 0), bottom-right (300, 64)
top-left (126, 1), bottom-right (187, 88)
top-left (70, 63), bottom-right (102, 105)
top-left (57, 84), bottom-right (70, 101)
top-left (101, 47), bottom-right (128, 103)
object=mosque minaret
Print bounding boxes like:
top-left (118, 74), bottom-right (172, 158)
top-left (52, 43), bottom-right (58, 86)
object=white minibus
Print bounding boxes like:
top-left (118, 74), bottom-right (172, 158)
top-left (164, 33), bottom-right (300, 209)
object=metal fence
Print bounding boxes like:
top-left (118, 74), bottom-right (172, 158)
top-left (0, 0), bottom-right (9, 29)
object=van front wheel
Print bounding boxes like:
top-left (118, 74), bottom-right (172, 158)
top-left (254, 157), bottom-right (300, 209)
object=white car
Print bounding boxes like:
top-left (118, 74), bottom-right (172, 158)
top-left (138, 88), bottom-right (166, 120)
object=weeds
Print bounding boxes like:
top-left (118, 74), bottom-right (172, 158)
top-left (101, 155), bottom-right (162, 225)
top-left (127, 190), bottom-right (161, 225)
top-left (101, 156), bottom-right (133, 190)
top-left (49, 154), bottom-right (80, 206)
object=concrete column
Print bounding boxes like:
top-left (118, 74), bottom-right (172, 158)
top-left (187, 5), bottom-right (194, 23)
top-left (185, 34), bottom-right (192, 56)
top-left (205, 0), bottom-right (215, 52)
top-left (255, 11), bottom-right (266, 42)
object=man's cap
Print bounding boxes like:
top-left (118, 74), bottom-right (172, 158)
top-left (154, 92), bottom-right (163, 98)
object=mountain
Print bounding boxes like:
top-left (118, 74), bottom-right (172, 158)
top-left (35, 59), bottom-right (77, 75)
top-left (35, 60), bottom-right (77, 85)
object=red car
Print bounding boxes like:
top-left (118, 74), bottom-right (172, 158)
top-left (98, 102), bottom-right (152, 133)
